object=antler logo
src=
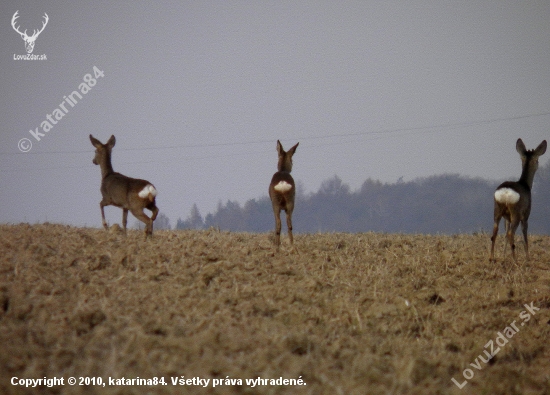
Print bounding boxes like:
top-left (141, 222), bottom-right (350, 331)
top-left (11, 10), bottom-right (49, 54)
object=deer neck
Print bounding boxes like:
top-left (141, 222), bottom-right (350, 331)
top-left (99, 153), bottom-right (114, 179)
top-left (278, 157), bottom-right (292, 173)
top-left (518, 159), bottom-right (537, 189)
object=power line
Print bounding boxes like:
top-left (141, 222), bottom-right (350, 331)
top-left (3, 111), bottom-right (549, 156)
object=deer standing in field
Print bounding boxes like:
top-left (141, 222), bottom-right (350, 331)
top-left (90, 135), bottom-right (159, 237)
top-left (269, 140), bottom-right (299, 250)
top-left (490, 138), bottom-right (547, 262)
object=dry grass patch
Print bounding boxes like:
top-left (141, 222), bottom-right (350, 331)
top-left (0, 224), bottom-right (549, 394)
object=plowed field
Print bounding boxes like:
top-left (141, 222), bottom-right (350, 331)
top-left (1, 224), bottom-right (549, 394)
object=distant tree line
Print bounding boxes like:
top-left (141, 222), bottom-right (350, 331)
top-left (531, 159), bottom-right (550, 234)
top-left (175, 161), bottom-right (550, 235)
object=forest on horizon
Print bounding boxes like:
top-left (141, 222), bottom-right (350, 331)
top-left (169, 161), bottom-right (550, 235)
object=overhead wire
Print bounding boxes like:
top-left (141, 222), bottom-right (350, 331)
top-left (1, 111), bottom-right (549, 173)
top-left (3, 110), bottom-right (550, 156)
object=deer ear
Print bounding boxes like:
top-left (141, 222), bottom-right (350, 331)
top-left (535, 140), bottom-right (547, 156)
top-left (90, 134), bottom-right (102, 148)
top-left (516, 138), bottom-right (527, 156)
top-left (288, 142), bottom-right (299, 156)
top-left (107, 135), bottom-right (116, 148)
top-left (276, 140), bottom-right (284, 155)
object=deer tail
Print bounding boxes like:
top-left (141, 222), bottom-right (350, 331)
top-left (138, 184), bottom-right (157, 202)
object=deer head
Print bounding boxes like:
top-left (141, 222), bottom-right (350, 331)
top-left (11, 11), bottom-right (49, 54)
top-left (90, 135), bottom-right (115, 168)
top-left (276, 140), bottom-right (299, 173)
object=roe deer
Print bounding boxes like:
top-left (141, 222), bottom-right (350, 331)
top-left (269, 140), bottom-right (299, 250)
top-left (490, 138), bottom-right (547, 262)
top-left (90, 135), bottom-right (159, 237)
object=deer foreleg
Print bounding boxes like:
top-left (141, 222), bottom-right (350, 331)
top-left (100, 202), bottom-right (108, 230)
top-left (122, 209), bottom-right (128, 234)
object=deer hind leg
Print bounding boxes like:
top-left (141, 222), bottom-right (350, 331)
top-left (490, 214), bottom-right (501, 262)
top-left (145, 203), bottom-right (159, 235)
top-left (521, 219), bottom-right (529, 261)
top-left (285, 199), bottom-right (294, 246)
top-left (122, 209), bottom-right (128, 234)
top-left (100, 202), bottom-right (109, 230)
top-left (507, 217), bottom-right (521, 262)
top-left (131, 208), bottom-right (153, 238)
top-left (286, 210), bottom-right (294, 245)
top-left (150, 204), bottom-right (159, 222)
top-left (272, 206), bottom-right (282, 250)
top-left (502, 219), bottom-right (510, 256)
top-left (151, 207), bottom-right (158, 235)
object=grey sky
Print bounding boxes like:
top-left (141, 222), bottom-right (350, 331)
top-left (1, 1), bottom-right (550, 227)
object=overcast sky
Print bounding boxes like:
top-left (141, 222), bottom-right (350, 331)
top-left (1, 1), bottom-right (550, 228)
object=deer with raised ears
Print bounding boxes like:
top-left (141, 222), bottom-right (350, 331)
top-left (269, 140), bottom-right (299, 250)
top-left (90, 135), bottom-right (159, 238)
top-left (490, 138), bottom-right (547, 262)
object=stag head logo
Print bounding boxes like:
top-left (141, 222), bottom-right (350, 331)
top-left (11, 10), bottom-right (49, 54)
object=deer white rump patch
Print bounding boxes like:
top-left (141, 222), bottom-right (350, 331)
top-left (138, 184), bottom-right (157, 199)
top-left (494, 187), bottom-right (520, 204)
top-left (274, 181), bottom-right (293, 193)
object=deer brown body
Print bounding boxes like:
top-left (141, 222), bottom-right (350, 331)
top-left (490, 138), bottom-right (547, 262)
top-left (90, 135), bottom-right (159, 237)
top-left (269, 140), bottom-right (299, 250)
